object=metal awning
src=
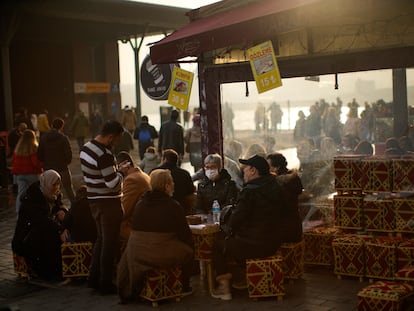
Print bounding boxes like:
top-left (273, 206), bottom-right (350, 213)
top-left (150, 0), bottom-right (318, 64)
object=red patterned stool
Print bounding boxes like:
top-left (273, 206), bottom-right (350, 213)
top-left (13, 253), bottom-right (31, 279)
top-left (333, 155), bottom-right (366, 193)
top-left (363, 196), bottom-right (395, 233)
top-left (397, 239), bottom-right (414, 270)
top-left (140, 267), bottom-right (183, 307)
top-left (364, 236), bottom-right (401, 282)
top-left (357, 281), bottom-right (414, 311)
top-left (393, 198), bottom-right (414, 234)
top-left (334, 194), bottom-right (364, 230)
top-left (392, 157), bottom-right (414, 192)
top-left (246, 255), bottom-right (285, 301)
top-left (190, 224), bottom-right (219, 294)
top-left (304, 227), bottom-right (341, 266)
top-left (395, 265), bottom-right (414, 285)
top-left (361, 157), bottom-right (393, 193)
top-left (61, 242), bottom-right (93, 279)
top-left (332, 234), bottom-right (372, 281)
top-left (277, 241), bottom-right (304, 280)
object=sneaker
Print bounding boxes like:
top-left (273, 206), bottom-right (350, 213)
top-left (211, 279), bottom-right (232, 300)
top-left (232, 279), bottom-right (248, 290)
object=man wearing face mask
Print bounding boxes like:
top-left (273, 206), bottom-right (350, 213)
top-left (196, 153), bottom-right (238, 215)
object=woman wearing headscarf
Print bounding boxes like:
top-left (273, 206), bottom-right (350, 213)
top-left (117, 169), bottom-right (194, 303)
top-left (12, 170), bottom-right (68, 280)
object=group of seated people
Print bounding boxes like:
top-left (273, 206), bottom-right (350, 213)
top-left (11, 146), bottom-right (303, 304)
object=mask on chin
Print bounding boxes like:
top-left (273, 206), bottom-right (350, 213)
top-left (205, 169), bottom-right (219, 181)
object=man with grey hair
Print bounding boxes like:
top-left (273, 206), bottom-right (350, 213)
top-left (196, 153), bottom-right (238, 214)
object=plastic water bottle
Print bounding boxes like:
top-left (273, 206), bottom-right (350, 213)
top-left (212, 200), bottom-right (221, 224)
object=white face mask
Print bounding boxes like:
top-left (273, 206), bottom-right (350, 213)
top-left (205, 169), bottom-right (219, 181)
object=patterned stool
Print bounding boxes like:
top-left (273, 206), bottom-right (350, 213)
top-left (246, 255), bottom-right (285, 301)
top-left (190, 224), bottom-right (219, 294)
top-left (61, 242), bottom-right (93, 279)
top-left (304, 227), bottom-right (341, 266)
top-left (332, 235), bottom-right (372, 281)
top-left (397, 239), bottom-right (414, 270)
top-left (393, 198), bottom-right (414, 234)
top-left (363, 196), bottom-right (395, 233)
top-left (357, 281), bottom-right (414, 311)
top-left (140, 267), bottom-right (183, 307)
top-left (365, 236), bottom-right (401, 282)
top-left (277, 241), bottom-right (304, 280)
top-left (395, 265), bottom-right (414, 285)
top-left (334, 194), bottom-right (364, 230)
top-left (13, 253), bottom-right (31, 278)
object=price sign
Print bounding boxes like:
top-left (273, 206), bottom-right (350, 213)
top-left (167, 67), bottom-right (194, 110)
top-left (247, 40), bottom-right (282, 93)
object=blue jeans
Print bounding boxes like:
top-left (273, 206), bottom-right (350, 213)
top-left (89, 198), bottom-right (123, 287)
top-left (15, 174), bottom-right (39, 214)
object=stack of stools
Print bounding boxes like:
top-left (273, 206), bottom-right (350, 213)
top-left (277, 241), bottom-right (304, 281)
top-left (140, 267), bottom-right (183, 307)
top-left (13, 253), bottom-right (31, 278)
top-left (332, 235), bottom-right (372, 282)
top-left (245, 255), bottom-right (285, 301)
top-left (357, 281), bottom-right (414, 310)
top-left (61, 242), bottom-right (93, 281)
top-left (364, 236), bottom-right (401, 282)
top-left (304, 227), bottom-right (341, 267)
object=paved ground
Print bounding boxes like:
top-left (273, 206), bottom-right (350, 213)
top-left (0, 139), bottom-right (368, 310)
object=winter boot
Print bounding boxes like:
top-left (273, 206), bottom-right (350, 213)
top-left (211, 273), bottom-right (232, 300)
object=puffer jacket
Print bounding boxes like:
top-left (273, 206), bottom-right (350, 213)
top-left (230, 174), bottom-right (284, 252)
top-left (196, 169), bottom-right (238, 214)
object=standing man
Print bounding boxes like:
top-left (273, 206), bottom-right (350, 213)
top-left (158, 110), bottom-right (184, 164)
top-left (80, 120), bottom-right (129, 295)
top-left (134, 115), bottom-right (158, 160)
top-left (38, 118), bottom-right (75, 203)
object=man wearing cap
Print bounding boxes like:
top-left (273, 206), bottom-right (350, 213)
top-left (211, 154), bottom-right (285, 301)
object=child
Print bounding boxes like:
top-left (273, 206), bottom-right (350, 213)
top-left (138, 146), bottom-right (160, 174)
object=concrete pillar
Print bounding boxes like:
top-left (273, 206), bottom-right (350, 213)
top-left (392, 68), bottom-right (408, 138)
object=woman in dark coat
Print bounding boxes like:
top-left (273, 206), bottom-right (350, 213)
top-left (267, 153), bottom-right (303, 243)
top-left (12, 170), bottom-right (67, 280)
top-left (117, 169), bottom-right (194, 303)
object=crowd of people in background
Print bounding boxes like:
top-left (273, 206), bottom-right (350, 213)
top-left (5, 95), bottom-right (414, 304)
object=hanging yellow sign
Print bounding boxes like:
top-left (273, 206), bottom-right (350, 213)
top-left (247, 40), bottom-right (282, 93)
top-left (168, 67), bottom-right (194, 110)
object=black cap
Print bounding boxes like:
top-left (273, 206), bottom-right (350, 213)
top-left (239, 154), bottom-right (270, 175)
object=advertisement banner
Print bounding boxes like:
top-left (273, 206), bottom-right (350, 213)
top-left (168, 67), bottom-right (194, 110)
top-left (247, 40), bottom-right (282, 93)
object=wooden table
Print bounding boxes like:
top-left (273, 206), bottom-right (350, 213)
top-left (189, 223), bottom-right (220, 294)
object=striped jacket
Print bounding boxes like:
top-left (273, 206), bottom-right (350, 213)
top-left (80, 140), bottom-right (122, 199)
